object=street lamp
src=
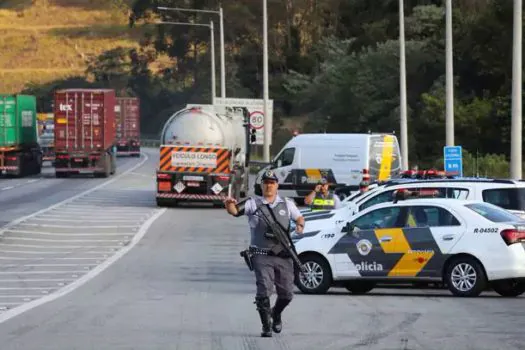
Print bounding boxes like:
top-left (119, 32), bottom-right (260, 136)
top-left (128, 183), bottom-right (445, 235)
top-left (157, 20), bottom-right (216, 104)
top-left (158, 6), bottom-right (226, 99)
top-left (445, 0), bottom-right (454, 147)
top-left (511, 0), bottom-right (522, 179)
top-left (262, 0), bottom-right (270, 162)
top-left (399, 0), bottom-right (408, 170)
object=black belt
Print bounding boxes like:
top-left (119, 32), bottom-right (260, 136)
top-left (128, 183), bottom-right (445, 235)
top-left (249, 246), bottom-right (291, 258)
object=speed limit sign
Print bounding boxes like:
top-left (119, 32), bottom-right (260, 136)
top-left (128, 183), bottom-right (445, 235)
top-left (249, 111), bottom-right (264, 129)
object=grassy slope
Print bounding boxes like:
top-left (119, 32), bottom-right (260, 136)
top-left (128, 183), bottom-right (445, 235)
top-left (0, 0), bottom-right (142, 93)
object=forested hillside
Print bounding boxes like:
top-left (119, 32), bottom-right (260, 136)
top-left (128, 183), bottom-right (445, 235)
top-left (1, 0), bottom-right (523, 175)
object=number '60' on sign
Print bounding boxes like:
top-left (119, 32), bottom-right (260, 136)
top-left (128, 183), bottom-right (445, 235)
top-left (249, 111), bottom-right (264, 129)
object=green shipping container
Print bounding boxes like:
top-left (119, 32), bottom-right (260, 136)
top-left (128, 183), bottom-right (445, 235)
top-left (0, 94), bottom-right (38, 148)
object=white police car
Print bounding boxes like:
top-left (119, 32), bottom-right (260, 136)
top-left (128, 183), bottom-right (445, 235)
top-left (292, 190), bottom-right (525, 297)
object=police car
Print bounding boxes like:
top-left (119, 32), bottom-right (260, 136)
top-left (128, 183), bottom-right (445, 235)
top-left (292, 189), bottom-right (525, 297)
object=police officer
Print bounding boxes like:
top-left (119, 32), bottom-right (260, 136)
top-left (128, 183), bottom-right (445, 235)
top-left (304, 177), bottom-right (342, 211)
top-left (224, 169), bottom-right (305, 337)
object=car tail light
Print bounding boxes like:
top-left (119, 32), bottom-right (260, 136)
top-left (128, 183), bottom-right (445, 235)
top-left (157, 173), bottom-right (171, 180)
top-left (215, 175), bottom-right (229, 181)
top-left (500, 229), bottom-right (525, 245)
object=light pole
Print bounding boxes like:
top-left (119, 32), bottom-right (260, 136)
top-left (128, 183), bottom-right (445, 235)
top-left (399, 0), bottom-right (408, 170)
top-left (445, 0), bottom-right (454, 147)
top-left (262, 0), bottom-right (270, 162)
top-left (158, 20), bottom-right (216, 104)
top-left (158, 6), bottom-right (226, 99)
top-left (511, 0), bottom-right (522, 179)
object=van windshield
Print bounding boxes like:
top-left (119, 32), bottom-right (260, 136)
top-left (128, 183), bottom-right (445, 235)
top-left (368, 135), bottom-right (401, 182)
top-left (482, 188), bottom-right (525, 212)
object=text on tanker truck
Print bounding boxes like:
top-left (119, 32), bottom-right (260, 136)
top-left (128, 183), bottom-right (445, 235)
top-left (171, 151), bottom-right (218, 168)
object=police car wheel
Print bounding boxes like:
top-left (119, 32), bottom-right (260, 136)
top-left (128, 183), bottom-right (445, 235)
top-left (445, 256), bottom-right (487, 297)
top-left (491, 279), bottom-right (525, 297)
top-left (295, 254), bottom-right (332, 294)
top-left (344, 281), bottom-right (376, 295)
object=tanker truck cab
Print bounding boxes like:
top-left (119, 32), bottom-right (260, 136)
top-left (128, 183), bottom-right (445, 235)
top-left (254, 133), bottom-right (402, 203)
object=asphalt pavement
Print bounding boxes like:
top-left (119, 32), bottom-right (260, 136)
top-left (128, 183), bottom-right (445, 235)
top-left (0, 148), bottom-right (522, 350)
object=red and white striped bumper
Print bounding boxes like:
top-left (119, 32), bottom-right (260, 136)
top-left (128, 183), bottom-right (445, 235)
top-left (156, 193), bottom-right (226, 201)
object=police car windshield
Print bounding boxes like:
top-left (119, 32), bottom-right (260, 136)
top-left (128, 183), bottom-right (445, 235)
top-left (465, 203), bottom-right (522, 223)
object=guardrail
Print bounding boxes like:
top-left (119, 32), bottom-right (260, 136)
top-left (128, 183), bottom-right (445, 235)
top-left (140, 139), bottom-right (161, 147)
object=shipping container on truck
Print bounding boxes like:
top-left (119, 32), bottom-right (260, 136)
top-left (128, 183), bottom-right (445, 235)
top-left (0, 95), bottom-right (42, 177)
top-left (53, 89), bottom-right (117, 178)
top-left (115, 97), bottom-right (141, 157)
top-left (156, 105), bottom-right (251, 207)
top-left (37, 113), bottom-right (55, 163)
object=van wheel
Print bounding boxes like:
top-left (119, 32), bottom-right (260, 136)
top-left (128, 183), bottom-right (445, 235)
top-left (445, 256), bottom-right (487, 297)
top-left (491, 279), bottom-right (525, 297)
top-left (294, 254), bottom-right (332, 294)
top-left (344, 281), bottom-right (376, 295)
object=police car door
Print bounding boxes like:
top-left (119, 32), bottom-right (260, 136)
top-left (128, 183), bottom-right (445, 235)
top-left (393, 204), bottom-right (466, 277)
top-left (328, 206), bottom-right (405, 277)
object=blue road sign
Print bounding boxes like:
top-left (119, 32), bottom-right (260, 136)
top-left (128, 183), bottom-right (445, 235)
top-left (444, 146), bottom-right (463, 177)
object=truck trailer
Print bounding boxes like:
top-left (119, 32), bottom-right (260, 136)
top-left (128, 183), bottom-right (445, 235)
top-left (0, 94), bottom-right (42, 177)
top-left (156, 105), bottom-right (250, 207)
top-left (115, 97), bottom-right (140, 157)
top-left (53, 89), bottom-right (117, 178)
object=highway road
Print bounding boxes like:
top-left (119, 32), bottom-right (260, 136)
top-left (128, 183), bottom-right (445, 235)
top-left (0, 147), bottom-right (522, 350)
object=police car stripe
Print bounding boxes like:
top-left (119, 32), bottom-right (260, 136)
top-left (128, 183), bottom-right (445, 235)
top-left (328, 227), bottom-right (449, 277)
top-left (292, 230), bottom-right (320, 241)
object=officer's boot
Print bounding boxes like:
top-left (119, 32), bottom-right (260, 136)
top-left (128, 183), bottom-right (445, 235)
top-left (254, 297), bottom-right (272, 337)
top-left (271, 298), bottom-right (291, 333)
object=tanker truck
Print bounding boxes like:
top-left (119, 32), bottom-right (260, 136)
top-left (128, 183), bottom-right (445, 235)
top-left (155, 105), bottom-right (251, 207)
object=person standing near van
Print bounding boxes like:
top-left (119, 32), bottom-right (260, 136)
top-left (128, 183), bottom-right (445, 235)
top-left (304, 178), bottom-right (342, 211)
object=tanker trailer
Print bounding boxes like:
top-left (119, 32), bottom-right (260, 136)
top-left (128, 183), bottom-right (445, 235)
top-left (155, 105), bottom-right (250, 207)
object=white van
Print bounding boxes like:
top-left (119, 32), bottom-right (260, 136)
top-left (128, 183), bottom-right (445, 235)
top-left (254, 133), bottom-right (403, 201)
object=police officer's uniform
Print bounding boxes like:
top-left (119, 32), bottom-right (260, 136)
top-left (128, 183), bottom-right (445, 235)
top-left (309, 179), bottom-right (342, 211)
top-left (235, 170), bottom-right (303, 337)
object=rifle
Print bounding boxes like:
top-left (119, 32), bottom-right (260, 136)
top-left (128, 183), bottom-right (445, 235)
top-left (254, 204), bottom-right (307, 273)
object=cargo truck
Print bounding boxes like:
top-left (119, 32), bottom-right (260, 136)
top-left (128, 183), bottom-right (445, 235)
top-left (115, 97), bottom-right (140, 157)
top-left (53, 89), bottom-right (117, 178)
top-left (37, 113), bottom-right (55, 163)
top-left (156, 105), bottom-right (251, 207)
top-left (0, 94), bottom-right (42, 177)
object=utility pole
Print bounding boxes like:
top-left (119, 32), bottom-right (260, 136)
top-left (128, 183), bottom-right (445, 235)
top-left (262, 0), bottom-right (270, 162)
top-left (445, 0), bottom-right (454, 146)
top-left (511, 0), bottom-right (522, 179)
top-left (399, 0), bottom-right (408, 170)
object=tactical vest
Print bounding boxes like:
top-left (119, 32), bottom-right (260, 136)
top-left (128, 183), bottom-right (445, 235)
top-left (311, 192), bottom-right (335, 211)
top-left (251, 197), bottom-right (290, 249)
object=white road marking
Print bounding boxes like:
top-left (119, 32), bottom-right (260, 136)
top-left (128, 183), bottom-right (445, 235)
top-left (0, 271), bottom-right (88, 275)
top-left (27, 179), bottom-right (38, 183)
top-left (1, 186), bottom-right (14, 191)
top-left (31, 218), bottom-right (142, 223)
top-left (0, 207), bottom-right (166, 324)
top-left (0, 250), bottom-right (113, 255)
top-left (0, 153), bottom-right (149, 237)
top-left (0, 288), bottom-right (53, 291)
top-left (18, 223), bottom-right (138, 229)
top-left (0, 264), bottom-right (97, 267)
top-left (0, 257), bottom-right (101, 261)
top-left (1, 237), bottom-right (123, 243)
top-left (6, 229), bottom-right (134, 236)
top-left (0, 243), bottom-right (120, 249)
top-left (0, 279), bottom-right (76, 282)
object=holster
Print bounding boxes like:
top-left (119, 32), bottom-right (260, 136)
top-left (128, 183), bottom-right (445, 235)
top-left (240, 249), bottom-right (254, 271)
